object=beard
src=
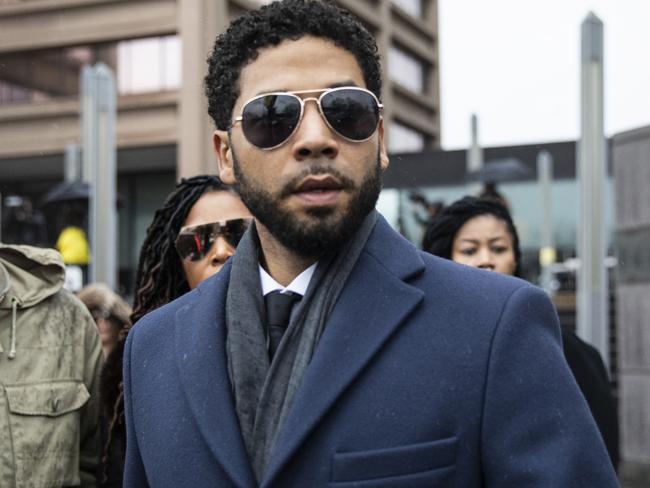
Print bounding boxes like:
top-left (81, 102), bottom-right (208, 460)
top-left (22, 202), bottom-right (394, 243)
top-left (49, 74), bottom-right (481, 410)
top-left (232, 150), bottom-right (382, 258)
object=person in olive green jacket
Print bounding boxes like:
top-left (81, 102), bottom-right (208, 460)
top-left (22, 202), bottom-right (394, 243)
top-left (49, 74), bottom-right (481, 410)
top-left (0, 243), bottom-right (102, 487)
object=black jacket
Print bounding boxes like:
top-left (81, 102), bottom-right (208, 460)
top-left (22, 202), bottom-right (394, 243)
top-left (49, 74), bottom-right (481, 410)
top-left (562, 329), bottom-right (619, 470)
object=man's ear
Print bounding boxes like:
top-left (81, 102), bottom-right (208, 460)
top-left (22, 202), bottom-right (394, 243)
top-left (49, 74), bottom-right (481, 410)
top-left (377, 118), bottom-right (389, 172)
top-left (213, 130), bottom-right (236, 185)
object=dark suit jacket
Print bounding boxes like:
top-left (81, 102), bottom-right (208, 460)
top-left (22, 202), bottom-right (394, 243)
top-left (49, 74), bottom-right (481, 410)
top-left (123, 217), bottom-right (618, 487)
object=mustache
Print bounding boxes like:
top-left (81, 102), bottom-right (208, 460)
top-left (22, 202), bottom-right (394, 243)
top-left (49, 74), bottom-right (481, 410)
top-left (278, 164), bottom-right (355, 199)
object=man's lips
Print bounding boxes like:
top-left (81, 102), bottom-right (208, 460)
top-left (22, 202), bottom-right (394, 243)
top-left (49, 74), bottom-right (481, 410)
top-left (295, 175), bottom-right (343, 192)
top-left (292, 175), bottom-right (345, 205)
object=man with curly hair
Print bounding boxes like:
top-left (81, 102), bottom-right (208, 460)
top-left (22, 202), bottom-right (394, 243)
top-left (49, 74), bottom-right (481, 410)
top-left (123, 1), bottom-right (618, 486)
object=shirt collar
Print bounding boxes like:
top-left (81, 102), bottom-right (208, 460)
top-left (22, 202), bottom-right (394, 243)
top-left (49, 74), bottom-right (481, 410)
top-left (259, 262), bottom-right (317, 297)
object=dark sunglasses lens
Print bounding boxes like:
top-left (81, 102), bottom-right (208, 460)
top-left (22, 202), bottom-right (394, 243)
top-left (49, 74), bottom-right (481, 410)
top-left (321, 89), bottom-right (380, 140)
top-left (222, 219), bottom-right (251, 247)
top-left (176, 231), bottom-right (210, 262)
top-left (241, 94), bottom-right (301, 148)
top-left (176, 219), bottom-right (251, 261)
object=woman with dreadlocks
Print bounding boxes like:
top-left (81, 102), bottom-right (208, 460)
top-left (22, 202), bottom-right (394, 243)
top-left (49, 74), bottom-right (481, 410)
top-left (131, 174), bottom-right (252, 322)
top-left (99, 175), bottom-right (251, 486)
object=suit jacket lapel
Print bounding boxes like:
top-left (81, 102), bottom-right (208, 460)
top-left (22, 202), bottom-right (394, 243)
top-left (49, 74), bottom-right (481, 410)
top-left (262, 218), bottom-right (425, 486)
top-left (174, 261), bottom-right (256, 488)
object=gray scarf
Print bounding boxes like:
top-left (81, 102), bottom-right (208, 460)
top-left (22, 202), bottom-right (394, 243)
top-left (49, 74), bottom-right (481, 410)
top-left (225, 210), bottom-right (378, 483)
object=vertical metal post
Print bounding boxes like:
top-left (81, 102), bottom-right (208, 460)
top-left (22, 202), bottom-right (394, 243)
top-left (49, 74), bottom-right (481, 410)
top-left (467, 114), bottom-right (483, 195)
top-left (81, 66), bottom-right (95, 184)
top-left (64, 144), bottom-right (81, 182)
top-left (537, 150), bottom-right (556, 294)
top-left (577, 12), bottom-right (608, 364)
top-left (81, 63), bottom-right (117, 289)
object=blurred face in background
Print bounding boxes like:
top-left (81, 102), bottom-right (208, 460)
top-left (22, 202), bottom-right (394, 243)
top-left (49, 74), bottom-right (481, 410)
top-left (90, 310), bottom-right (121, 358)
top-left (451, 214), bottom-right (517, 276)
top-left (178, 190), bottom-right (252, 289)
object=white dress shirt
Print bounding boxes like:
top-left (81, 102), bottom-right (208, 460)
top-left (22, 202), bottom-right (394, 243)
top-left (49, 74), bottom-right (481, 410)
top-left (259, 262), bottom-right (317, 297)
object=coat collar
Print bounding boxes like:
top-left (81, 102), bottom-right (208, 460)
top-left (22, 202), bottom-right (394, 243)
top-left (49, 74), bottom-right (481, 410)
top-left (262, 216), bottom-right (425, 486)
top-left (174, 260), bottom-right (256, 488)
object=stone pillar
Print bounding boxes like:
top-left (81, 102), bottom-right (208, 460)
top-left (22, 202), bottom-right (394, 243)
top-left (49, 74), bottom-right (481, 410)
top-left (377, 0), bottom-right (393, 151)
top-left (177, 0), bottom-right (228, 178)
top-left (612, 125), bottom-right (650, 483)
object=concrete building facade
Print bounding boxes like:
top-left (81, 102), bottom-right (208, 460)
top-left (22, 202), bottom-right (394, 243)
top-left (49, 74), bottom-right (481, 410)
top-left (612, 125), bottom-right (650, 485)
top-left (0, 0), bottom-right (440, 289)
top-left (0, 0), bottom-right (440, 175)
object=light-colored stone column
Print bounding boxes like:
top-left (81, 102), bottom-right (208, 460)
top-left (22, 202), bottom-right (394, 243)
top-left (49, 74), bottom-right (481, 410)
top-left (178, 0), bottom-right (229, 178)
top-left (378, 0), bottom-right (393, 151)
top-left (612, 125), bottom-right (650, 483)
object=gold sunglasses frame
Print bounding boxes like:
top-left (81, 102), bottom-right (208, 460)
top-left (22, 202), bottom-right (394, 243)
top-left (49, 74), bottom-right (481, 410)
top-left (231, 86), bottom-right (383, 150)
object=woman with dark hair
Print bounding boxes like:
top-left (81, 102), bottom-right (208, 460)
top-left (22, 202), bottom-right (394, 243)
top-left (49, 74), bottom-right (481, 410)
top-left (131, 174), bottom-right (251, 323)
top-left (100, 174), bottom-right (251, 486)
top-left (422, 196), bottom-right (522, 277)
top-left (423, 196), bottom-right (620, 471)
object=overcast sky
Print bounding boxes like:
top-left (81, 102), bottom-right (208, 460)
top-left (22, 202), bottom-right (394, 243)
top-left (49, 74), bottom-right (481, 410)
top-left (438, 0), bottom-right (650, 149)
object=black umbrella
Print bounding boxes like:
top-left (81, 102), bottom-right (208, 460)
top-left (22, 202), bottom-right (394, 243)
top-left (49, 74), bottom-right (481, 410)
top-left (41, 181), bottom-right (124, 207)
top-left (466, 158), bottom-right (531, 184)
top-left (41, 181), bottom-right (90, 205)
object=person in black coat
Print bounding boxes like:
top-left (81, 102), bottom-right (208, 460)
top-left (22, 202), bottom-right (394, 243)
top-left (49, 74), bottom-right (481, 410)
top-left (562, 330), bottom-right (619, 469)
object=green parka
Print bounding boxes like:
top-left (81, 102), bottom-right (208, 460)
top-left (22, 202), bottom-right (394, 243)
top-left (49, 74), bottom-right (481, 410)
top-left (0, 244), bottom-right (101, 487)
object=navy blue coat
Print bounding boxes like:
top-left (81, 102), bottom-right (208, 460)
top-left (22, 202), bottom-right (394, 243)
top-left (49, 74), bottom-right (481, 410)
top-left (123, 217), bottom-right (618, 487)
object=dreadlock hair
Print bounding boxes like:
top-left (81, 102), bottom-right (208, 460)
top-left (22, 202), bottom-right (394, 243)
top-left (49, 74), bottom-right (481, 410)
top-left (422, 196), bottom-right (523, 278)
top-left (130, 174), bottom-right (231, 325)
top-left (205, 0), bottom-right (382, 131)
top-left (95, 175), bottom-right (233, 485)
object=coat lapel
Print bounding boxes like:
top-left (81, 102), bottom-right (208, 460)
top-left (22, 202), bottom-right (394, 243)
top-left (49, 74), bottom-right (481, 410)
top-left (262, 218), bottom-right (426, 486)
top-left (174, 261), bottom-right (256, 488)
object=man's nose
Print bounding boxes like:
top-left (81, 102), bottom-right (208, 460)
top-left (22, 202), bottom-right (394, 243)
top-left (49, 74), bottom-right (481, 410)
top-left (209, 236), bottom-right (235, 266)
top-left (291, 100), bottom-right (339, 161)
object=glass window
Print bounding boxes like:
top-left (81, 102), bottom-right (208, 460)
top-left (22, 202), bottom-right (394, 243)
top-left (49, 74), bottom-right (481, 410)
top-left (117, 36), bottom-right (181, 94)
top-left (0, 46), bottom-right (93, 105)
top-left (391, 179), bottom-right (615, 252)
top-left (389, 122), bottom-right (425, 153)
top-left (388, 45), bottom-right (425, 94)
top-left (376, 189), bottom-right (400, 229)
top-left (0, 81), bottom-right (32, 104)
top-left (391, 0), bottom-right (422, 18)
top-left (0, 36), bottom-right (183, 104)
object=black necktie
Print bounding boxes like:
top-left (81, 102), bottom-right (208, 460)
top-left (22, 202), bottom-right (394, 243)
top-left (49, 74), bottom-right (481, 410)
top-left (264, 290), bottom-right (302, 361)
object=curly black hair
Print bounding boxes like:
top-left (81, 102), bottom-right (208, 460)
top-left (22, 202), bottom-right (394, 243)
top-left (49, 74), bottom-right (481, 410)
top-left (205, 0), bottom-right (382, 130)
top-left (422, 196), bottom-right (522, 277)
top-left (130, 174), bottom-right (231, 324)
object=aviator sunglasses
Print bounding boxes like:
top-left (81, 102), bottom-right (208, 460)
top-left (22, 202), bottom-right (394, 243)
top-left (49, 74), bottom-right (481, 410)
top-left (175, 218), bottom-right (252, 262)
top-left (231, 86), bottom-right (383, 150)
